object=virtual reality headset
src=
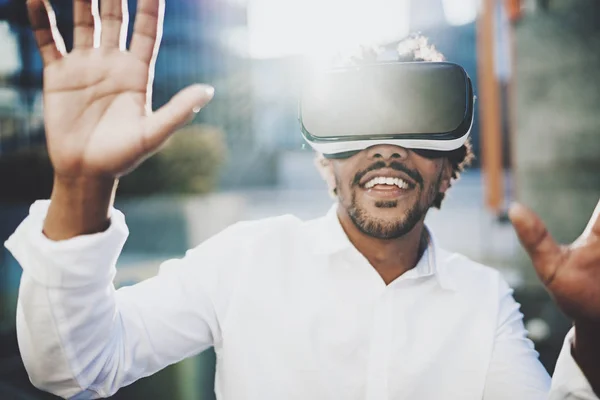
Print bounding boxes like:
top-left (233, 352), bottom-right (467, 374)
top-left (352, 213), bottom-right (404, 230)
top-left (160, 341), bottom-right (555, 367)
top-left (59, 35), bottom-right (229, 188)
top-left (299, 61), bottom-right (475, 159)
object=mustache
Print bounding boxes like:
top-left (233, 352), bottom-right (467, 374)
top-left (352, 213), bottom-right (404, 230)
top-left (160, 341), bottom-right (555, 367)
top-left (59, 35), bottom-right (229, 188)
top-left (352, 161), bottom-right (424, 188)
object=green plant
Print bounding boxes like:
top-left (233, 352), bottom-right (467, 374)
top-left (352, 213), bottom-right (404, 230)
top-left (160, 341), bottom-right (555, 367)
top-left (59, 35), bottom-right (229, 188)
top-left (0, 124), bottom-right (227, 203)
top-left (118, 124), bottom-right (228, 196)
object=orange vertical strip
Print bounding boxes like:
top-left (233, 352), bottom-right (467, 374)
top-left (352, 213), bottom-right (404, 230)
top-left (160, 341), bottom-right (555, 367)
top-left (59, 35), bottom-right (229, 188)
top-left (476, 0), bottom-right (504, 213)
top-left (507, 0), bottom-right (523, 22)
top-left (506, 1), bottom-right (519, 203)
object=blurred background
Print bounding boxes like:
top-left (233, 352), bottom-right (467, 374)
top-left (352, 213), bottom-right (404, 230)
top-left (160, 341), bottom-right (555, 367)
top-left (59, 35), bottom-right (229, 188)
top-left (0, 0), bottom-right (599, 398)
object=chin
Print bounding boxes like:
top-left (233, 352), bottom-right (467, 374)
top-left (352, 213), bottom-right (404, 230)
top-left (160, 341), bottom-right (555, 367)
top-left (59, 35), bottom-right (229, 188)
top-left (365, 197), bottom-right (411, 214)
top-left (368, 212), bottom-right (412, 230)
top-left (355, 215), bottom-right (418, 240)
top-left (347, 194), bottom-right (425, 239)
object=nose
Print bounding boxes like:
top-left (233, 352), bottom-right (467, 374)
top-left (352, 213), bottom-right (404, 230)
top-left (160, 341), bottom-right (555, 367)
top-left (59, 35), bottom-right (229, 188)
top-left (365, 144), bottom-right (409, 161)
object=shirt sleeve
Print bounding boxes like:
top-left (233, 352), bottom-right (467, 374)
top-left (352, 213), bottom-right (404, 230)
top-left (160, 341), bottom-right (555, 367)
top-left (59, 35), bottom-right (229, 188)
top-left (483, 277), bottom-right (599, 400)
top-left (5, 200), bottom-right (234, 399)
top-left (549, 328), bottom-right (599, 399)
top-left (482, 277), bottom-right (552, 400)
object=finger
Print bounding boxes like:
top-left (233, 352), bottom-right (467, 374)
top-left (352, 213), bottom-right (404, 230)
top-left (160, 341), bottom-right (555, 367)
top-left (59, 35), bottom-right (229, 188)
top-left (73, 0), bottom-right (98, 49)
top-left (100, 0), bottom-right (128, 49)
top-left (142, 85), bottom-right (215, 153)
top-left (129, 0), bottom-right (164, 65)
top-left (27, 0), bottom-right (66, 65)
top-left (509, 202), bottom-right (562, 282)
top-left (582, 198), bottom-right (600, 237)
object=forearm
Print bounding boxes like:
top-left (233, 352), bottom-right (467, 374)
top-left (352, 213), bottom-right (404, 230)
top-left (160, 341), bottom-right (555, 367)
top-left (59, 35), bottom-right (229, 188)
top-left (573, 321), bottom-right (600, 396)
top-left (5, 199), bottom-right (130, 398)
top-left (44, 174), bottom-right (118, 240)
top-left (17, 270), bottom-right (120, 398)
top-left (7, 199), bottom-right (222, 397)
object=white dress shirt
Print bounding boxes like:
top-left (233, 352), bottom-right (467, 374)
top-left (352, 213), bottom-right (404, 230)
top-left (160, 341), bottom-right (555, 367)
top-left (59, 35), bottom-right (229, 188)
top-left (4, 200), bottom-right (598, 400)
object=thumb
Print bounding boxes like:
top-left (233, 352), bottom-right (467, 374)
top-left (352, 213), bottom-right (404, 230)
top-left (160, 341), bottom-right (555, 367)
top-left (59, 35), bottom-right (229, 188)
top-left (143, 84), bottom-right (215, 153)
top-left (508, 202), bottom-right (562, 284)
top-left (582, 198), bottom-right (600, 237)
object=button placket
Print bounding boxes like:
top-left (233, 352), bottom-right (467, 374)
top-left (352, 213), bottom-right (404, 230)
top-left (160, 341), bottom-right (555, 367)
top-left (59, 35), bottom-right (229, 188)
top-left (365, 289), bottom-right (393, 400)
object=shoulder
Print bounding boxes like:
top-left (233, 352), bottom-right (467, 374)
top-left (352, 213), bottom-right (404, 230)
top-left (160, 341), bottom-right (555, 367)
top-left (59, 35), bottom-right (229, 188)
top-left (436, 248), bottom-right (511, 295)
top-left (189, 213), bottom-right (307, 255)
top-left (160, 214), bottom-right (306, 279)
top-left (217, 214), bottom-right (305, 242)
top-left (436, 249), bottom-right (522, 331)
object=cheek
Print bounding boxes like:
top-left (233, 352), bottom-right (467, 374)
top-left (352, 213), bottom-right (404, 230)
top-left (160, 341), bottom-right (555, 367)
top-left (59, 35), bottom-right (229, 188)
top-left (333, 173), bottom-right (352, 200)
top-left (331, 163), bottom-right (354, 190)
top-left (324, 170), bottom-right (337, 190)
top-left (420, 159), bottom-right (445, 183)
top-left (410, 160), bottom-right (444, 198)
top-left (423, 165), bottom-right (447, 198)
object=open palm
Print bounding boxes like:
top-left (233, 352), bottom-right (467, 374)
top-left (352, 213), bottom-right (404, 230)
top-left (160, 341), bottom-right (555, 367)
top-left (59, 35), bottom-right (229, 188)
top-left (510, 201), bottom-right (600, 323)
top-left (29, 0), bottom-right (214, 178)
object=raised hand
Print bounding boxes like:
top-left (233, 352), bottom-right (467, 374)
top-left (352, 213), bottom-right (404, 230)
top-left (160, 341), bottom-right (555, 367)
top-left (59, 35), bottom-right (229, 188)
top-left (510, 200), bottom-right (600, 394)
top-left (28, 0), bottom-right (215, 240)
top-left (510, 201), bottom-right (600, 322)
top-left (28, 0), bottom-right (214, 179)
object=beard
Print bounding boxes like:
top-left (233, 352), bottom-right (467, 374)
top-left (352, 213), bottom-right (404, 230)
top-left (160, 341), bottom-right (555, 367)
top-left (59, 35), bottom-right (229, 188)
top-left (340, 168), bottom-right (443, 240)
top-left (347, 195), bottom-right (424, 239)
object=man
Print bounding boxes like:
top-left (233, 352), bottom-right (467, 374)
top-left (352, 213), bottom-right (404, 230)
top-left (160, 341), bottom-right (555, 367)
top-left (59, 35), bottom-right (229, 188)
top-left (5, 0), bottom-right (600, 399)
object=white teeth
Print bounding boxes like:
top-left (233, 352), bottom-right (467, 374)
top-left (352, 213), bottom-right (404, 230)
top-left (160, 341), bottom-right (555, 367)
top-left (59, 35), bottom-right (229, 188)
top-left (364, 177), bottom-right (409, 189)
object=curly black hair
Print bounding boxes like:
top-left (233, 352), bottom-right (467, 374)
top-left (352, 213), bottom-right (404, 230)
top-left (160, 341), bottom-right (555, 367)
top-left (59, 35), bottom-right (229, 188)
top-left (433, 139), bottom-right (474, 208)
top-left (332, 34), bottom-right (475, 209)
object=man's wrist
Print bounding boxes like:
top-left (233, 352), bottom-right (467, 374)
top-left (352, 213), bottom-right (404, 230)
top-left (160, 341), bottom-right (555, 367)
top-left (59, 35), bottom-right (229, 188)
top-left (572, 320), bottom-right (600, 396)
top-left (44, 174), bottom-right (118, 241)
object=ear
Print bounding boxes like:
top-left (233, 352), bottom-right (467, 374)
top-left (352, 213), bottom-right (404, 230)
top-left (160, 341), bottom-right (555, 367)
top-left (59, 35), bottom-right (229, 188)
top-left (314, 154), bottom-right (337, 196)
top-left (438, 159), bottom-right (453, 194)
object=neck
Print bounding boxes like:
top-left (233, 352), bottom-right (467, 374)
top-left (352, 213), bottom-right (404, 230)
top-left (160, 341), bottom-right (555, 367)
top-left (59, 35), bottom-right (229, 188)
top-left (337, 206), bottom-right (428, 285)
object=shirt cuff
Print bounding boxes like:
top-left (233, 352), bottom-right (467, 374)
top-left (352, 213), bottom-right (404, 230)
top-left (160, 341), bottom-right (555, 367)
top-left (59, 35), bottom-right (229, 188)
top-left (550, 327), bottom-right (599, 399)
top-left (4, 200), bottom-right (129, 289)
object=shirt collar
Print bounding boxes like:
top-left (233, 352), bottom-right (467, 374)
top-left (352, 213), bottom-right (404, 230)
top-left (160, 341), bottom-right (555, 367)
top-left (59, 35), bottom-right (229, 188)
top-left (310, 203), bottom-right (457, 291)
top-left (310, 204), bottom-right (354, 256)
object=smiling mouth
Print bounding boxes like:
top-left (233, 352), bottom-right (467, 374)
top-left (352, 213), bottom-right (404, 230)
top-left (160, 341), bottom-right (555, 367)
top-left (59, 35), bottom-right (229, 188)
top-left (364, 176), bottom-right (411, 190)
top-left (360, 175), bottom-right (416, 200)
